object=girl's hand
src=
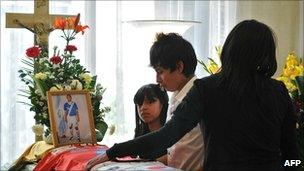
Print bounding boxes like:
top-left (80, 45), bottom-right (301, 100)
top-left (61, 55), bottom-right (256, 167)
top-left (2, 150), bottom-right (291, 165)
top-left (85, 153), bottom-right (109, 171)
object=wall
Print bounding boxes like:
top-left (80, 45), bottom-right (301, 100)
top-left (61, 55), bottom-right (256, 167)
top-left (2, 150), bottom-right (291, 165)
top-left (236, 1), bottom-right (303, 77)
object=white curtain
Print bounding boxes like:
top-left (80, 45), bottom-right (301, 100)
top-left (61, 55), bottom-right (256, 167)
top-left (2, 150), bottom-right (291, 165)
top-left (0, 1), bottom-right (87, 168)
top-left (4, 0), bottom-right (302, 168)
top-left (154, 1), bottom-right (236, 74)
top-left (1, 1), bottom-right (36, 168)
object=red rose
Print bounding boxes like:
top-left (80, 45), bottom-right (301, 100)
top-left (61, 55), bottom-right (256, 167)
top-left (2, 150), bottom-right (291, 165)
top-left (26, 46), bottom-right (41, 58)
top-left (50, 55), bottom-right (62, 64)
top-left (65, 45), bottom-right (77, 53)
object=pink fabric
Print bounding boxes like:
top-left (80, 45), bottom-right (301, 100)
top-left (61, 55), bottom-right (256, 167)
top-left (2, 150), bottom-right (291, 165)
top-left (34, 145), bottom-right (108, 171)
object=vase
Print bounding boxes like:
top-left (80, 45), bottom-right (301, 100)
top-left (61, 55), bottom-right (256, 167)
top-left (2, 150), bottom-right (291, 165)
top-left (32, 124), bottom-right (44, 142)
top-left (35, 134), bottom-right (43, 142)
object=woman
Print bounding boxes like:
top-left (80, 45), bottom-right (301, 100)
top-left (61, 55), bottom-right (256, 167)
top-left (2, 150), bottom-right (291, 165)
top-left (86, 20), bottom-right (299, 171)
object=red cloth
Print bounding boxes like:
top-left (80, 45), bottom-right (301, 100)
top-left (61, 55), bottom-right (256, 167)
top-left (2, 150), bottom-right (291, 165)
top-left (34, 145), bottom-right (108, 171)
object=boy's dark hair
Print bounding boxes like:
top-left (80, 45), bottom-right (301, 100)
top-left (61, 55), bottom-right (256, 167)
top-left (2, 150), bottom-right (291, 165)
top-left (150, 32), bottom-right (197, 77)
top-left (133, 84), bottom-right (168, 138)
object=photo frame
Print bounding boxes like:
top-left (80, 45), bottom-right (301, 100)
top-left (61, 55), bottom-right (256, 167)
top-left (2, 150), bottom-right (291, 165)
top-left (47, 90), bottom-right (97, 147)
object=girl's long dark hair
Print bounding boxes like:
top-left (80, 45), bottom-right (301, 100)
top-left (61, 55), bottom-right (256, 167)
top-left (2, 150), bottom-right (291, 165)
top-left (217, 20), bottom-right (281, 116)
top-left (219, 20), bottom-right (277, 97)
top-left (133, 84), bottom-right (168, 138)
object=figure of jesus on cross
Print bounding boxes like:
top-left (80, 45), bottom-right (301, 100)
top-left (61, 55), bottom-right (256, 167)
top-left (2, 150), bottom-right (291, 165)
top-left (6, 0), bottom-right (76, 54)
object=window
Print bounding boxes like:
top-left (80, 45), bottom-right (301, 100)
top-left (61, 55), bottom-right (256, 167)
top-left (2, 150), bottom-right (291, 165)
top-left (1, 1), bottom-right (236, 168)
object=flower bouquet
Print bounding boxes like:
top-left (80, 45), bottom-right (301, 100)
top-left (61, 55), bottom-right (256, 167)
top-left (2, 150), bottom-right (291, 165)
top-left (277, 52), bottom-right (304, 167)
top-left (18, 14), bottom-right (110, 142)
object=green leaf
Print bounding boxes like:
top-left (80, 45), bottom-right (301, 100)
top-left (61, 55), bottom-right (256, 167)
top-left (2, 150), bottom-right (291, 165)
top-left (20, 67), bottom-right (33, 73)
top-left (295, 76), bottom-right (304, 95)
top-left (197, 59), bottom-right (212, 74)
top-left (17, 93), bottom-right (30, 98)
top-left (95, 120), bottom-right (108, 142)
top-left (19, 73), bottom-right (27, 78)
top-left (32, 77), bottom-right (48, 98)
top-left (21, 58), bottom-right (34, 67)
top-left (17, 101), bottom-right (32, 106)
top-left (89, 75), bottom-right (97, 90)
top-left (19, 89), bottom-right (31, 94)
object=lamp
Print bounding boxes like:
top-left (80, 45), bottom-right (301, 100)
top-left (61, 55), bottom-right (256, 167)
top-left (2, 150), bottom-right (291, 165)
top-left (124, 19), bottom-right (201, 36)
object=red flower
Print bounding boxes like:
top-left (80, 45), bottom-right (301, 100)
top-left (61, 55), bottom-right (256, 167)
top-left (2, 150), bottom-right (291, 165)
top-left (65, 45), bottom-right (78, 53)
top-left (50, 55), bottom-right (62, 64)
top-left (26, 46), bottom-right (41, 58)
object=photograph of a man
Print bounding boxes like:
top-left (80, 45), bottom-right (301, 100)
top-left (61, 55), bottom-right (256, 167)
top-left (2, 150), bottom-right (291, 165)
top-left (64, 94), bottom-right (81, 142)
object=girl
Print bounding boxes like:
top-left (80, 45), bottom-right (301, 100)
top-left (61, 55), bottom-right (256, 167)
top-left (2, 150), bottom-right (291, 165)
top-left (133, 84), bottom-right (168, 137)
top-left (133, 84), bottom-right (168, 164)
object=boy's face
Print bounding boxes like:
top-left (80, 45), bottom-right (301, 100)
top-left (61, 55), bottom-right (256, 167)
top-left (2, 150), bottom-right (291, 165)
top-left (154, 66), bottom-right (184, 92)
top-left (67, 95), bottom-right (72, 102)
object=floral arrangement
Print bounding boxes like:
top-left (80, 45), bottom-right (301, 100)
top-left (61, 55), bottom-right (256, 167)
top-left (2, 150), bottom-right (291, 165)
top-left (197, 46), bottom-right (221, 74)
top-left (18, 14), bottom-right (110, 140)
top-left (277, 53), bottom-right (304, 111)
top-left (277, 52), bottom-right (304, 167)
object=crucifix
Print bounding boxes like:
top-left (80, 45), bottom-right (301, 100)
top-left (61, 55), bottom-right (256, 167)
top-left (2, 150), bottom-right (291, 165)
top-left (6, 0), bottom-right (76, 54)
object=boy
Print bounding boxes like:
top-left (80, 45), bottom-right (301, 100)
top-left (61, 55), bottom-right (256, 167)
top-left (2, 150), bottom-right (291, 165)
top-left (150, 32), bottom-right (204, 170)
top-left (64, 94), bottom-right (81, 142)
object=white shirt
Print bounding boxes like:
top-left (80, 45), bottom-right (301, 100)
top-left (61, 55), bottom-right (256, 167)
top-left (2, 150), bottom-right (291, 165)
top-left (167, 76), bottom-right (204, 171)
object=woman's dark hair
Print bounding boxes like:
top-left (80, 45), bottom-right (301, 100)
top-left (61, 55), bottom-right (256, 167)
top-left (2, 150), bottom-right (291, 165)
top-left (150, 32), bottom-right (197, 77)
top-left (219, 19), bottom-right (277, 97)
top-left (133, 84), bottom-right (168, 138)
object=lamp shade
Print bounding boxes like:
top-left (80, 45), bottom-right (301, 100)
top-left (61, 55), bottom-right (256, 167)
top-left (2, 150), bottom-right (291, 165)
top-left (124, 19), bottom-right (201, 35)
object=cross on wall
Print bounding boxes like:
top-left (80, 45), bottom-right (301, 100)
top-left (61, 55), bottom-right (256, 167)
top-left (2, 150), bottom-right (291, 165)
top-left (5, 0), bottom-right (76, 54)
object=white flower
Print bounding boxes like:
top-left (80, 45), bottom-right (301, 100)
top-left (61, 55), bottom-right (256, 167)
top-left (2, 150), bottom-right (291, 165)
top-left (70, 80), bottom-right (77, 88)
top-left (96, 83), bottom-right (102, 90)
top-left (40, 96), bottom-right (46, 101)
top-left (32, 124), bottom-right (44, 135)
top-left (58, 68), bottom-right (64, 72)
top-left (42, 113), bottom-right (48, 119)
top-left (43, 106), bottom-right (48, 111)
top-left (76, 82), bottom-right (83, 90)
top-left (64, 85), bottom-right (72, 91)
top-left (39, 58), bottom-right (47, 64)
top-left (80, 73), bottom-right (92, 84)
top-left (52, 64), bottom-right (60, 69)
top-left (35, 72), bottom-right (47, 80)
top-left (39, 102), bottom-right (44, 106)
top-left (70, 79), bottom-right (82, 90)
top-left (49, 85), bottom-right (63, 91)
top-left (49, 74), bottom-right (55, 79)
top-left (35, 89), bottom-right (42, 95)
top-left (50, 87), bottom-right (58, 92)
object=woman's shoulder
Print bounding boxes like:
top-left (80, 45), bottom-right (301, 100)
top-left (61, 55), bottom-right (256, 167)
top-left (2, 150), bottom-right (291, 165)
top-left (194, 73), bottom-right (221, 87)
top-left (269, 78), bottom-right (288, 92)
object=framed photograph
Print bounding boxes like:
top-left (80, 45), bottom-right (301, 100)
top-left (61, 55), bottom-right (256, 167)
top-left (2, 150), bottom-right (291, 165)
top-left (47, 90), bottom-right (97, 147)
